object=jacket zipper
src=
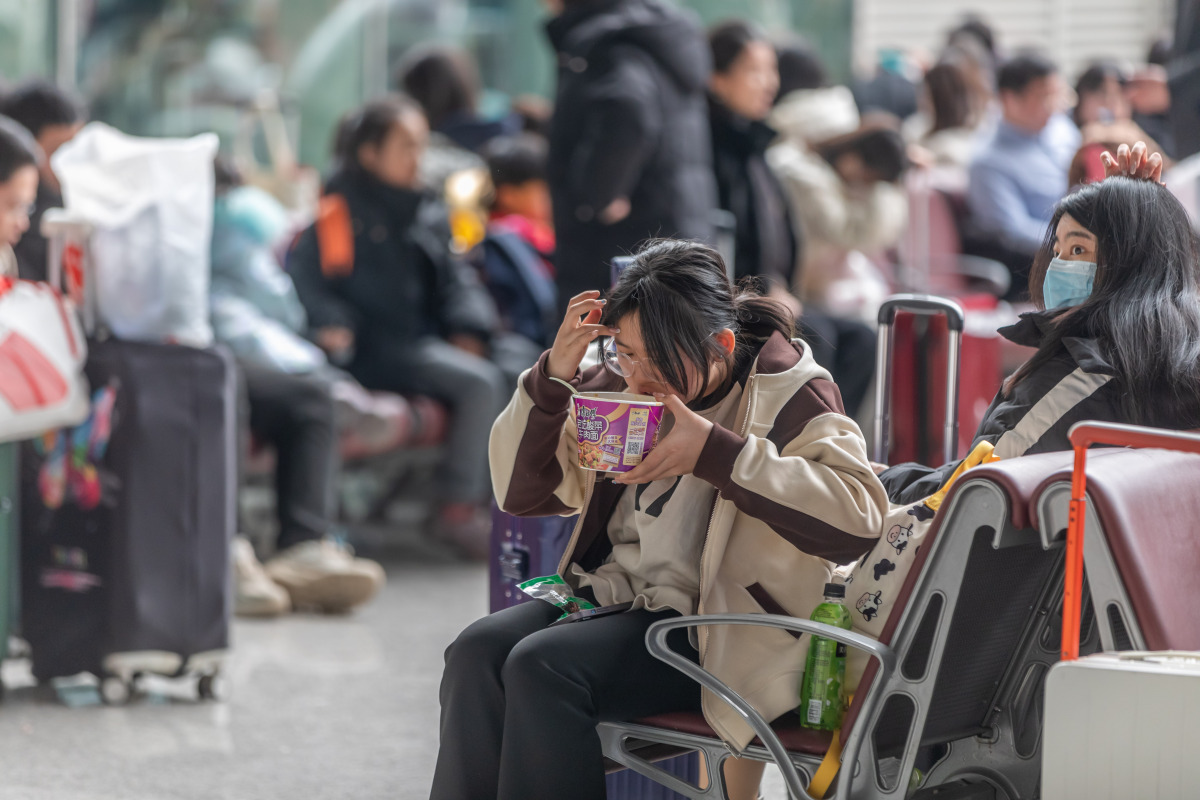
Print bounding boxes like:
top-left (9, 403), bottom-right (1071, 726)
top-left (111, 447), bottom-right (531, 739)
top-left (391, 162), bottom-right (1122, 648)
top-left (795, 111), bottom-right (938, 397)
top-left (697, 374), bottom-right (758, 664)
top-left (556, 469), bottom-right (596, 576)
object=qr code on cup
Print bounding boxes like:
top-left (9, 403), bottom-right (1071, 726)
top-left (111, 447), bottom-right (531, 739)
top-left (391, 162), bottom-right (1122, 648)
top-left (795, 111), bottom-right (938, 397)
top-left (623, 437), bottom-right (645, 466)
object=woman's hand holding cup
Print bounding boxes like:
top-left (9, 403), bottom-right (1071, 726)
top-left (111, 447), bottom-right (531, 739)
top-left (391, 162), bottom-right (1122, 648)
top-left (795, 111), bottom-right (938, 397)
top-left (546, 290), bottom-right (620, 382)
top-left (615, 394), bottom-right (713, 485)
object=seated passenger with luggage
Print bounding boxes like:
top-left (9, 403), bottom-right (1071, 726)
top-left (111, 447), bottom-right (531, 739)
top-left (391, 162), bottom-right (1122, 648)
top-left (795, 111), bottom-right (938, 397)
top-left (0, 116), bottom-right (40, 278)
top-left (882, 142), bottom-right (1200, 504)
top-left (430, 239), bottom-right (890, 799)
top-left (0, 80), bottom-right (84, 282)
top-left (209, 160), bottom-right (385, 618)
top-left (289, 95), bottom-right (507, 555)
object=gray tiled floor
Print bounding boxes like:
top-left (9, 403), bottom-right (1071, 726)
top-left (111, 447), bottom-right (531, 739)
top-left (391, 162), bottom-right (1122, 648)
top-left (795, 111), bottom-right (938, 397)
top-left (0, 532), bottom-right (483, 800)
top-left (0, 528), bottom-right (793, 800)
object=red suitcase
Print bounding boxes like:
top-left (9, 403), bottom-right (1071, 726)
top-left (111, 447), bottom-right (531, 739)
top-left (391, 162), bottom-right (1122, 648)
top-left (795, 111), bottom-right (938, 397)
top-left (874, 293), bottom-right (1004, 467)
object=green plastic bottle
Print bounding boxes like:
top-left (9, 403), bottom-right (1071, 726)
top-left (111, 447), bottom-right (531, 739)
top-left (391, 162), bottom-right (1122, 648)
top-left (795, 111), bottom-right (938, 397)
top-left (799, 583), bottom-right (852, 730)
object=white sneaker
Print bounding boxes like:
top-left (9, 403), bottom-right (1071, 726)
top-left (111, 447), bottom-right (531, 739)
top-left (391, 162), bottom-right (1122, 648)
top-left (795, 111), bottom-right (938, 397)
top-left (264, 539), bottom-right (385, 614)
top-left (233, 536), bottom-right (292, 618)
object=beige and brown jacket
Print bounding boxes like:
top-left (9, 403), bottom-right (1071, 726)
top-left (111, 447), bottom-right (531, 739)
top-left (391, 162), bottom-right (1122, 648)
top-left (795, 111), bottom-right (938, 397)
top-left (489, 333), bottom-right (889, 751)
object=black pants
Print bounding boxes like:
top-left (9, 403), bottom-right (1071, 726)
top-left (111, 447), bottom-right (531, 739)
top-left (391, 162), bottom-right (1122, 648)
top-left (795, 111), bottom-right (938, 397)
top-left (239, 364), bottom-right (337, 551)
top-left (430, 601), bottom-right (702, 800)
top-left (798, 311), bottom-right (877, 418)
top-left (350, 337), bottom-right (507, 504)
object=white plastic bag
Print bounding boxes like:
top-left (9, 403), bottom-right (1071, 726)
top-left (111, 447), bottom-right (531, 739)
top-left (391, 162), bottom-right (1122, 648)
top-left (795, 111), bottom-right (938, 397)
top-left (52, 123), bottom-right (219, 347)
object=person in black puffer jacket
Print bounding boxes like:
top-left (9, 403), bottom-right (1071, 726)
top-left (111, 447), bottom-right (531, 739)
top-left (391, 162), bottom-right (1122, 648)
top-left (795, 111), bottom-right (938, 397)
top-left (289, 96), bottom-right (505, 552)
top-left (883, 155), bottom-right (1200, 505)
top-left (706, 22), bottom-right (877, 418)
top-left (545, 0), bottom-right (716, 307)
top-left (707, 21), bottom-right (797, 301)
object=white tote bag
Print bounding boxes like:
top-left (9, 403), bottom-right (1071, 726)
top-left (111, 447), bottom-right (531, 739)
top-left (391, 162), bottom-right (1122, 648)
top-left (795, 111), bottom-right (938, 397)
top-left (52, 123), bottom-right (219, 347)
top-left (0, 278), bottom-right (89, 443)
top-left (840, 440), bottom-right (999, 691)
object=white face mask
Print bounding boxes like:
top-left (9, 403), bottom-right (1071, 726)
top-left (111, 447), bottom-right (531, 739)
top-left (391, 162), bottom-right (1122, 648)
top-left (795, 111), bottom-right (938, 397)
top-left (1043, 257), bottom-right (1097, 309)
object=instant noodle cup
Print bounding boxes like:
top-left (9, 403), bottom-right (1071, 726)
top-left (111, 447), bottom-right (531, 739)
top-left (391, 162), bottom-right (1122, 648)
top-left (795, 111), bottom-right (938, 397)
top-left (571, 392), bottom-right (665, 473)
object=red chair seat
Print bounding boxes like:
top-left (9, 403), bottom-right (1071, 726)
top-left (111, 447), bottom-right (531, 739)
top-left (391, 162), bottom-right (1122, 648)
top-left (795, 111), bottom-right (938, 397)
top-left (632, 711), bottom-right (833, 756)
top-left (407, 395), bottom-right (449, 447)
top-left (339, 394), bottom-right (450, 461)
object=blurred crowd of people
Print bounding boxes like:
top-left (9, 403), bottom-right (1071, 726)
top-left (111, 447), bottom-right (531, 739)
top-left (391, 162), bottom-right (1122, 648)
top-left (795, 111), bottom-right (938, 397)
top-left (0, 0), bottom-right (1187, 627)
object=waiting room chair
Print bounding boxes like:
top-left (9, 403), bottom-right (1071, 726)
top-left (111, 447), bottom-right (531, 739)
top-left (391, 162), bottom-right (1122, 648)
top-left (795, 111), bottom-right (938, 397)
top-left (600, 451), bottom-right (1104, 799)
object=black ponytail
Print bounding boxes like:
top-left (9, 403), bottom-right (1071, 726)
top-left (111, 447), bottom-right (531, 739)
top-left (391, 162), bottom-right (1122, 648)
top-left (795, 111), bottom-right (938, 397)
top-left (601, 239), bottom-right (794, 398)
top-left (732, 284), bottom-right (795, 342)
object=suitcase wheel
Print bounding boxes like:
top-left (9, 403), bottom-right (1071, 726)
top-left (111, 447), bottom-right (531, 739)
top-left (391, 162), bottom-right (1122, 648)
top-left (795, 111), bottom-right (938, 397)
top-left (100, 675), bottom-right (133, 706)
top-left (197, 672), bottom-right (227, 702)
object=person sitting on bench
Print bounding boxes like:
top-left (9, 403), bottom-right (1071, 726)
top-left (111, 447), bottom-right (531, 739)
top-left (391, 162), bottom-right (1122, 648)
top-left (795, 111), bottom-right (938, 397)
top-left (882, 143), bottom-right (1200, 503)
top-left (430, 239), bottom-right (890, 800)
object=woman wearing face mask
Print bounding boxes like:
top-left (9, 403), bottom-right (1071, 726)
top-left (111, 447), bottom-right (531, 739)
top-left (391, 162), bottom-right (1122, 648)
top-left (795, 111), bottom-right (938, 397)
top-left (881, 142), bottom-right (1200, 504)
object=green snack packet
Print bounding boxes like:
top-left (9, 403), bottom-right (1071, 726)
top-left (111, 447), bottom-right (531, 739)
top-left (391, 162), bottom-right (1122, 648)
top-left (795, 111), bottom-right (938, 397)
top-left (518, 575), bottom-right (596, 620)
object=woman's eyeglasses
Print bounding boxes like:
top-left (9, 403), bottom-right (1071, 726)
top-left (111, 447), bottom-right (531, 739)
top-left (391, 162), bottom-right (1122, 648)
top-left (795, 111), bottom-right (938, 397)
top-left (600, 332), bottom-right (716, 379)
top-left (599, 337), bottom-right (641, 378)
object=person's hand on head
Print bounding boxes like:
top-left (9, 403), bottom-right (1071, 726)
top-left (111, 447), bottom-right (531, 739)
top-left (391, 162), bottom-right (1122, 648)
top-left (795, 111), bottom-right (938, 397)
top-left (614, 394), bottom-right (713, 485)
top-left (546, 290), bottom-right (621, 382)
top-left (1100, 141), bottom-right (1163, 184)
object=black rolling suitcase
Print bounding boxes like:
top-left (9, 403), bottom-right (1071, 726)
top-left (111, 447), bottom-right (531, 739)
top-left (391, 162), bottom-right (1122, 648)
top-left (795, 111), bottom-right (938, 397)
top-left (20, 339), bottom-right (236, 702)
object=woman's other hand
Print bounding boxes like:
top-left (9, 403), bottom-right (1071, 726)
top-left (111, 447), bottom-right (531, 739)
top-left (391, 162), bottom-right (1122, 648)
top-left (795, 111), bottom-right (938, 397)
top-left (1101, 141), bottom-right (1163, 183)
top-left (614, 394), bottom-right (713, 485)
top-left (546, 290), bottom-right (620, 382)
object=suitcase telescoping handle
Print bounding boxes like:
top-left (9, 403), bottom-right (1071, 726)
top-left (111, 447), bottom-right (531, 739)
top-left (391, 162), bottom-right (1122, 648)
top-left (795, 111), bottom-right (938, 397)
top-left (41, 208), bottom-right (97, 335)
top-left (1060, 421), bottom-right (1200, 661)
top-left (872, 293), bottom-right (966, 466)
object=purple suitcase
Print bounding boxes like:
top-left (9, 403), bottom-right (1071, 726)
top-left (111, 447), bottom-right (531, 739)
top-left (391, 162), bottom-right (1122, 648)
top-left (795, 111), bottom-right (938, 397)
top-left (489, 504), bottom-right (699, 799)
top-left (489, 504), bottom-right (575, 612)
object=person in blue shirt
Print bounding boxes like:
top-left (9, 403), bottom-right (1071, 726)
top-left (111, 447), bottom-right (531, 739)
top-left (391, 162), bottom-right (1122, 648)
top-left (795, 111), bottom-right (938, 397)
top-left (966, 53), bottom-right (1080, 298)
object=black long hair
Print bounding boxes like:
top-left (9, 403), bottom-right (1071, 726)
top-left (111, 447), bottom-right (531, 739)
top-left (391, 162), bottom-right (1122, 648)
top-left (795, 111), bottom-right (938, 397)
top-left (0, 115), bottom-right (40, 182)
top-left (331, 94), bottom-right (424, 171)
top-left (1007, 177), bottom-right (1200, 428)
top-left (925, 61), bottom-right (972, 134)
top-left (393, 46), bottom-right (477, 131)
top-left (0, 80), bottom-right (83, 139)
top-left (600, 239), bottom-right (795, 399)
top-left (1072, 61), bottom-right (1127, 127)
top-left (708, 20), bottom-right (767, 75)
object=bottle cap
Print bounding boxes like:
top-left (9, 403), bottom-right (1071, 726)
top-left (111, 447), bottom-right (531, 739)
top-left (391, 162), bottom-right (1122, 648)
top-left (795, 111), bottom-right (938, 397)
top-left (823, 583), bottom-right (845, 598)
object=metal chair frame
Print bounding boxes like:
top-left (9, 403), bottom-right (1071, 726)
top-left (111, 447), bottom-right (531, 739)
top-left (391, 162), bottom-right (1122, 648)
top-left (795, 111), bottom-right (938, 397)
top-left (600, 464), bottom-right (1068, 800)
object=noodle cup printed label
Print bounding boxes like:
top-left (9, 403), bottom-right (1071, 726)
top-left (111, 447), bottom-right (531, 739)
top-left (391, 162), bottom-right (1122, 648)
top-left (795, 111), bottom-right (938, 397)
top-left (572, 392), bottom-right (665, 473)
